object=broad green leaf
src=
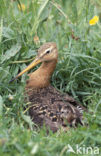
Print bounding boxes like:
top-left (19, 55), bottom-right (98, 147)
top-left (31, 144), bottom-right (39, 155)
top-left (1, 44), bottom-right (21, 63)
top-left (3, 27), bottom-right (15, 39)
top-left (21, 113), bottom-right (33, 130)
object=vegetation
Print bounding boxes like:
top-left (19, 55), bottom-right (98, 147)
top-left (0, 0), bottom-right (101, 155)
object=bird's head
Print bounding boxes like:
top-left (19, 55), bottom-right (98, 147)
top-left (9, 42), bottom-right (58, 82)
top-left (37, 42), bottom-right (58, 62)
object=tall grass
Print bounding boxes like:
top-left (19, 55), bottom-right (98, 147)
top-left (0, 0), bottom-right (101, 155)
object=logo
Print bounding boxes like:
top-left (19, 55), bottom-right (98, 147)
top-left (67, 144), bottom-right (75, 153)
top-left (67, 144), bottom-right (99, 155)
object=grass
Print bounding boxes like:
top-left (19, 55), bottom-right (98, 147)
top-left (0, 0), bottom-right (101, 155)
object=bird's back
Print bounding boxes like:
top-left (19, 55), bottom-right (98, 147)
top-left (26, 85), bottom-right (84, 132)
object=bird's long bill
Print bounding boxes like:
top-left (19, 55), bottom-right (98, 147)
top-left (9, 57), bottom-right (41, 83)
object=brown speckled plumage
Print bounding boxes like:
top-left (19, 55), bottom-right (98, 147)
top-left (26, 85), bottom-right (85, 132)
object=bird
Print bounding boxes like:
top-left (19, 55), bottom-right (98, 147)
top-left (10, 42), bottom-right (85, 132)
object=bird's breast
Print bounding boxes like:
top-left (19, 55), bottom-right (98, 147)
top-left (26, 70), bottom-right (50, 89)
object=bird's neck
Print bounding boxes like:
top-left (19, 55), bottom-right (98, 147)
top-left (27, 59), bottom-right (57, 89)
top-left (39, 59), bottom-right (57, 77)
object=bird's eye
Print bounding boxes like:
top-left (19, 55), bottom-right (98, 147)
top-left (46, 50), bottom-right (50, 54)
